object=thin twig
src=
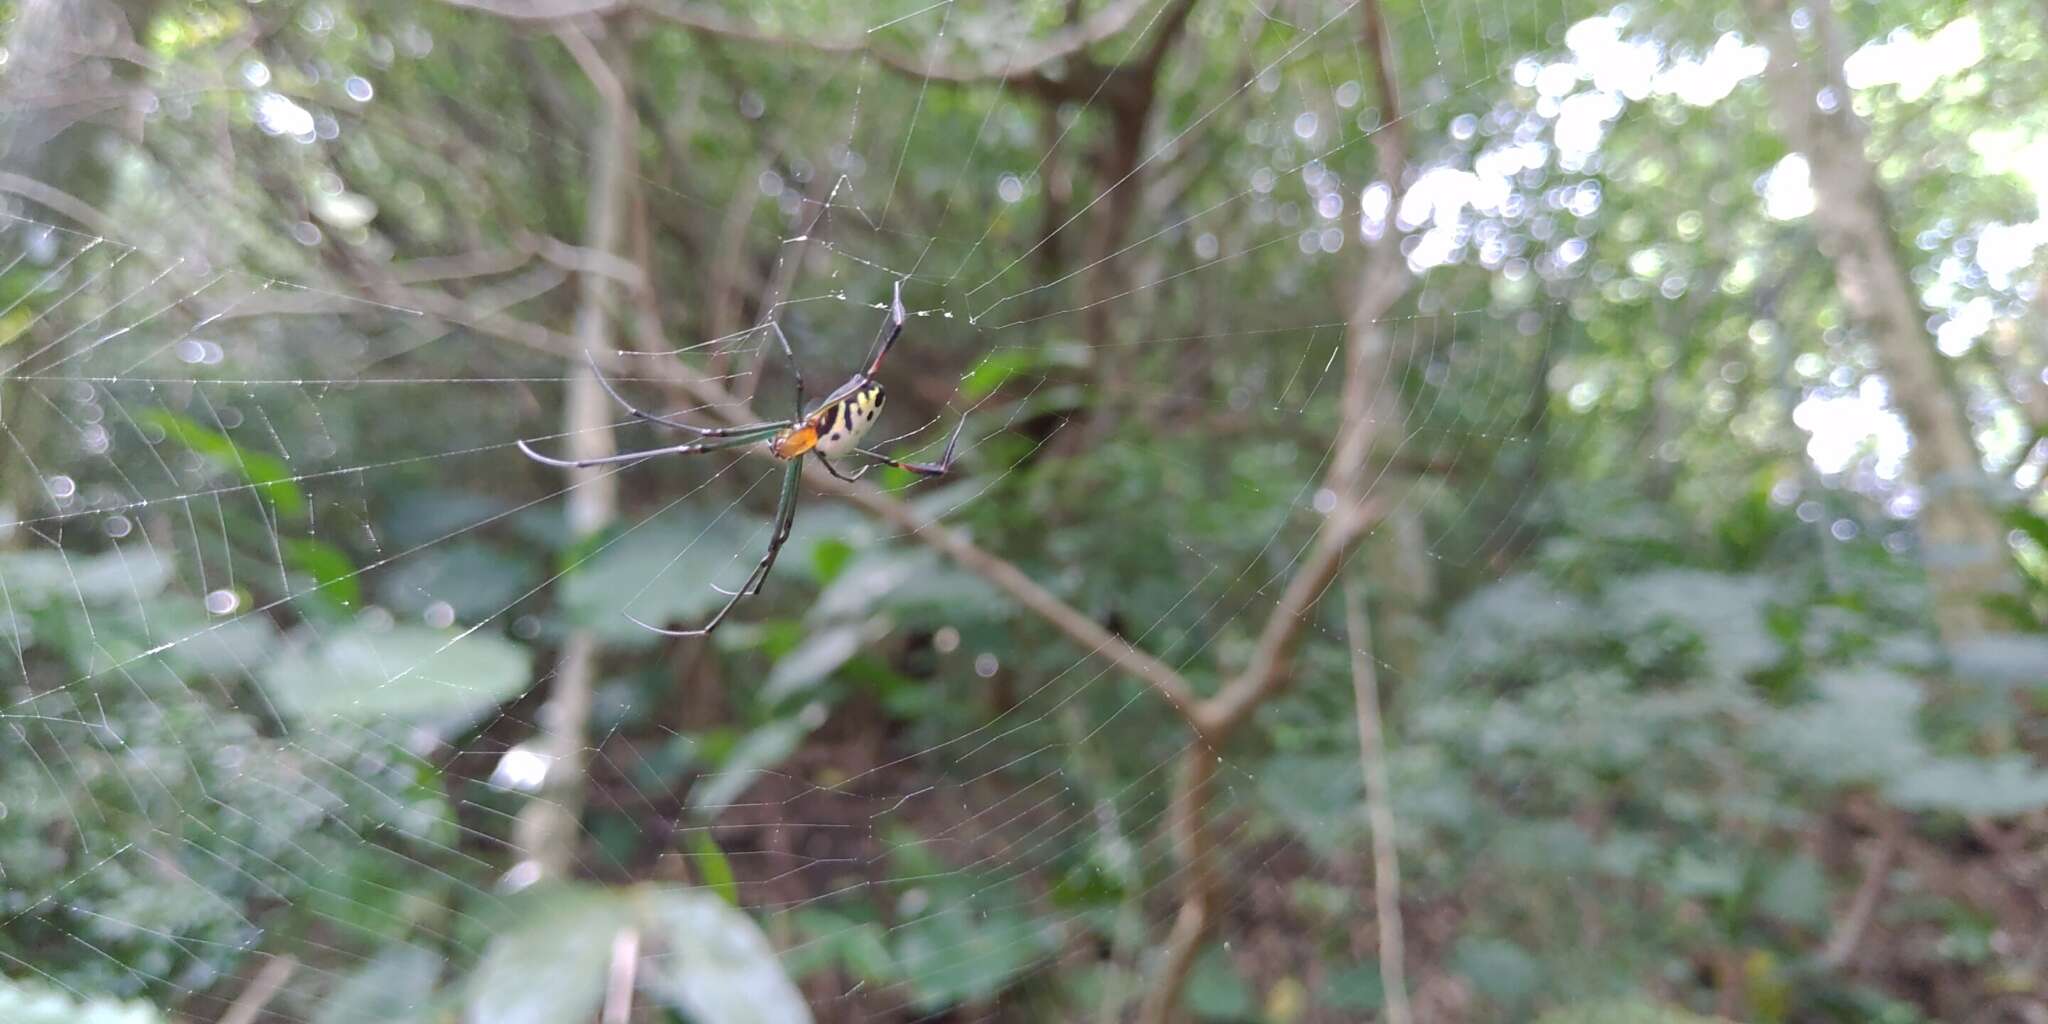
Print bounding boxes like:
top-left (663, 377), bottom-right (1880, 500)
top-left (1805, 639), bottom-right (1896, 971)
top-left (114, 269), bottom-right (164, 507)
top-left (0, 171), bottom-right (124, 240)
top-left (1821, 832), bottom-right (1895, 970)
top-left (1345, 579), bottom-right (1410, 1024)
top-left (217, 955), bottom-right (298, 1024)
top-left (603, 927), bottom-right (641, 1024)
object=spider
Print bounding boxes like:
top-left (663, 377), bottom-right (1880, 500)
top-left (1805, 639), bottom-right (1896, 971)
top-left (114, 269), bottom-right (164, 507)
top-left (518, 280), bottom-right (964, 636)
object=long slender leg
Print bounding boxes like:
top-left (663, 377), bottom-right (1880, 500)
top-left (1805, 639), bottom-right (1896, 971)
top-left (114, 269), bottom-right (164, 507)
top-left (816, 456), bottom-right (873, 484)
top-left (586, 349), bottom-right (784, 437)
top-left (627, 459), bottom-right (803, 636)
top-left (716, 460), bottom-right (802, 599)
top-left (863, 278), bottom-right (909, 377)
top-left (515, 426), bottom-right (778, 469)
top-left (854, 416), bottom-right (966, 478)
top-left (765, 322), bottom-right (805, 418)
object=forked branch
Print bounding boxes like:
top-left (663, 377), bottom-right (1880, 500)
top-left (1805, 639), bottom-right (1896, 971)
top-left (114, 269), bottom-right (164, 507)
top-left (1138, 0), bottom-right (1409, 1016)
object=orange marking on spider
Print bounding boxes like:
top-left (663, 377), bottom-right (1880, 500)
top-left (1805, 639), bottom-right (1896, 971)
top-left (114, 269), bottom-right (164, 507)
top-left (769, 423), bottom-right (819, 460)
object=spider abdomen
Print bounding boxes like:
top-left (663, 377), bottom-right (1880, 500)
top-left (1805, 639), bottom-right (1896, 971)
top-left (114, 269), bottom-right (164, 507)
top-left (812, 383), bottom-right (886, 457)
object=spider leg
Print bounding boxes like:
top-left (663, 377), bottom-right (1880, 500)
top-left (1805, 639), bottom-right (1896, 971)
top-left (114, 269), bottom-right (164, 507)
top-left (854, 416), bottom-right (967, 478)
top-left (862, 278), bottom-right (908, 377)
top-left (515, 426), bottom-right (777, 469)
top-left (585, 350), bottom-right (784, 437)
top-left (764, 321), bottom-right (806, 419)
top-left (815, 456), bottom-right (875, 484)
top-left (627, 459), bottom-right (803, 636)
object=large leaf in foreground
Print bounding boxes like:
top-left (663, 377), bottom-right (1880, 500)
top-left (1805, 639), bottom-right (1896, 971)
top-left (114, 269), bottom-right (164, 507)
top-left (313, 945), bottom-right (444, 1024)
top-left (559, 507), bottom-right (767, 642)
top-left (262, 623), bottom-right (530, 722)
top-left (466, 883), bottom-right (810, 1024)
top-left (639, 886), bottom-right (814, 1024)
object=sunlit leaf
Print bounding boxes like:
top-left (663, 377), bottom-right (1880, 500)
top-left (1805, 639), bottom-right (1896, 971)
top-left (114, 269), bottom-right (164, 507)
top-left (1888, 756), bottom-right (2048, 817)
top-left (961, 348), bottom-right (1040, 398)
top-left (638, 886), bottom-right (813, 1024)
top-left (560, 507), bottom-right (768, 642)
top-left (763, 623), bottom-right (864, 702)
top-left (466, 885), bottom-right (627, 1024)
top-left (262, 623), bottom-right (531, 723)
top-left (466, 884), bottom-right (808, 1024)
top-left (1766, 669), bottom-right (1926, 786)
top-left (1604, 570), bottom-right (1781, 681)
top-left (375, 540), bottom-right (540, 622)
top-left (1949, 633), bottom-right (2048, 689)
top-left (314, 945), bottom-right (443, 1024)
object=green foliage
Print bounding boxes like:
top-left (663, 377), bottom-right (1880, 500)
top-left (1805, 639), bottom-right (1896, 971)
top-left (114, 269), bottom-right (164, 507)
top-left (558, 506), bottom-right (773, 642)
top-left (882, 832), bottom-right (1061, 1011)
top-left (261, 622), bottom-right (531, 723)
top-left (1536, 999), bottom-right (1731, 1024)
top-left (1184, 947), bottom-right (1252, 1020)
top-left (7, 0), bottom-right (2047, 1021)
top-left (1454, 936), bottom-right (1545, 1007)
top-left (311, 946), bottom-right (444, 1024)
top-left (142, 409), bottom-right (308, 518)
top-left (0, 542), bottom-right (461, 1001)
top-left (466, 883), bottom-right (811, 1024)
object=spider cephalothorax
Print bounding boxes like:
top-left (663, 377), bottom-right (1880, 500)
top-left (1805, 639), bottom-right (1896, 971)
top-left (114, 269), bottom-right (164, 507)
top-left (769, 380), bottom-right (885, 459)
top-left (518, 280), bottom-right (964, 635)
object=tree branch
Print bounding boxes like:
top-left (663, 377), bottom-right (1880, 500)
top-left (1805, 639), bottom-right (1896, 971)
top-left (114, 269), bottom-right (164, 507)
top-left (1140, 0), bottom-right (1408, 1016)
top-left (216, 955), bottom-right (298, 1024)
top-left (1198, 504), bottom-right (1377, 735)
top-left (0, 170), bottom-right (123, 239)
top-left (1138, 0), bottom-right (1203, 73)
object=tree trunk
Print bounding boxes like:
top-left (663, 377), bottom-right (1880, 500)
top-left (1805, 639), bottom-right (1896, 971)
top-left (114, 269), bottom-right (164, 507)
top-left (510, 26), bottom-right (633, 878)
top-left (1747, 0), bottom-right (2015, 643)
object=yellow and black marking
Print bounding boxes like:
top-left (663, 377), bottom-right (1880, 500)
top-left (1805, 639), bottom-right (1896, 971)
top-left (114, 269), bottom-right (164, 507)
top-left (771, 382), bottom-right (886, 460)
